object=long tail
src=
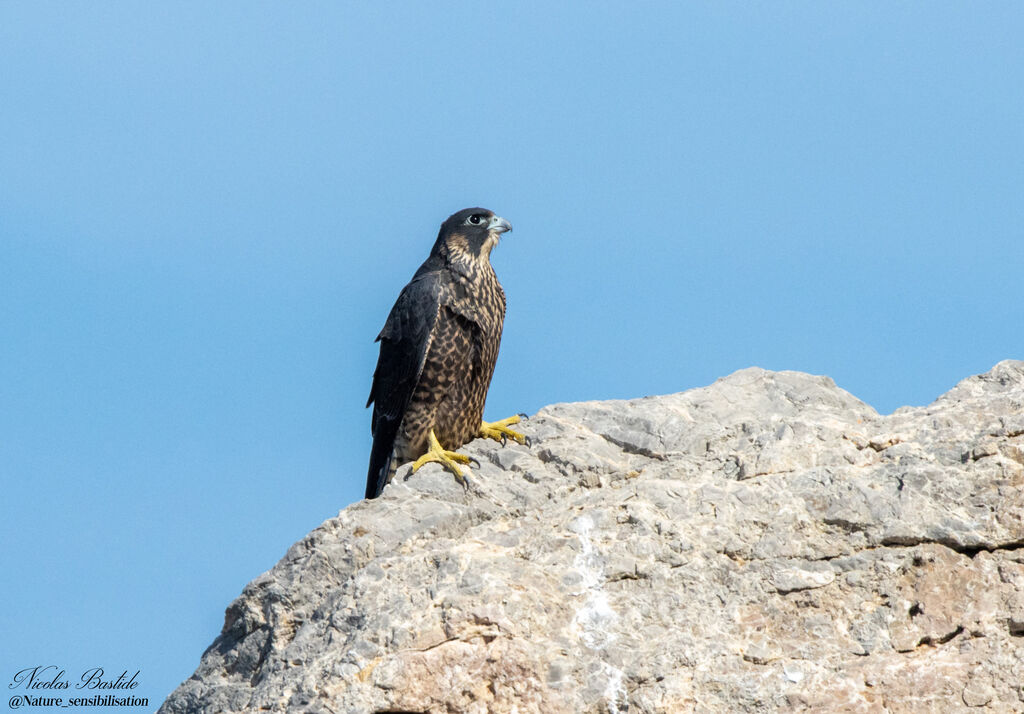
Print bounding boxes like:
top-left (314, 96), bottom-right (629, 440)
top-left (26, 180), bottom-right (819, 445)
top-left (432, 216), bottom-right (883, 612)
top-left (365, 421), bottom-right (399, 499)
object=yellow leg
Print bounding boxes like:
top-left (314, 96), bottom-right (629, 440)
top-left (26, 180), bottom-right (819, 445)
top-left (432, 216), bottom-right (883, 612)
top-left (411, 429), bottom-right (474, 487)
top-left (479, 414), bottom-right (528, 445)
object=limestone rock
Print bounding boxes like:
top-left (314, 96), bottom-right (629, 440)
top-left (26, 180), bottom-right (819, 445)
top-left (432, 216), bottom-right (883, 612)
top-left (160, 362), bottom-right (1024, 713)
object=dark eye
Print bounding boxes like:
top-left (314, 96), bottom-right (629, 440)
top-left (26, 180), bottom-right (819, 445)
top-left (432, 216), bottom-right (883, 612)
top-left (468, 214), bottom-right (483, 225)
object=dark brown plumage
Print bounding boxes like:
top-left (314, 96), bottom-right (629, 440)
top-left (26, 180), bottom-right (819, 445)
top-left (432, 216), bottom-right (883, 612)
top-left (365, 208), bottom-right (516, 499)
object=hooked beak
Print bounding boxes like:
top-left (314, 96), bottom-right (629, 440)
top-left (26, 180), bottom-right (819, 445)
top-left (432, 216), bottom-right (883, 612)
top-left (488, 215), bottom-right (512, 234)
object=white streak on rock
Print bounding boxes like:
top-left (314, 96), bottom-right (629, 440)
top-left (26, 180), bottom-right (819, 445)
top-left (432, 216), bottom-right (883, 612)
top-left (569, 514), bottom-right (627, 713)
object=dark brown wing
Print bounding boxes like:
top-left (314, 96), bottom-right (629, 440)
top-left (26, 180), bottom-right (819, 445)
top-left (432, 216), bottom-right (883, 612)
top-left (364, 271), bottom-right (443, 499)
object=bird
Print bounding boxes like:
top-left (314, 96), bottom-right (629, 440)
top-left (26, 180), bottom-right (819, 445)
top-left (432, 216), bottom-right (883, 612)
top-left (364, 207), bottom-right (526, 499)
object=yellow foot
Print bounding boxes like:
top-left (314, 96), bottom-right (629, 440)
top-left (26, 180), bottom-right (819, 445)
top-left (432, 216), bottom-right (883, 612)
top-left (411, 429), bottom-right (474, 488)
top-left (479, 414), bottom-right (529, 446)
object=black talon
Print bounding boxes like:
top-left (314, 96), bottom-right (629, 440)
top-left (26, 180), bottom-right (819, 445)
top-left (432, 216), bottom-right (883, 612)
top-left (518, 412), bottom-right (529, 420)
top-left (500, 434), bottom-right (508, 447)
top-left (467, 456), bottom-right (480, 468)
top-left (524, 435), bottom-right (533, 448)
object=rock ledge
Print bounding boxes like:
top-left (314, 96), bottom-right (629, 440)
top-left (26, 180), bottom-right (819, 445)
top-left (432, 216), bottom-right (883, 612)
top-left (161, 362), bottom-right (1024, 713)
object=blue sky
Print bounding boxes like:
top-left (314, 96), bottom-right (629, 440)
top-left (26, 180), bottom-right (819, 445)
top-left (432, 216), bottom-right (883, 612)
top-left (2, 2), bottom-right (1022, 707)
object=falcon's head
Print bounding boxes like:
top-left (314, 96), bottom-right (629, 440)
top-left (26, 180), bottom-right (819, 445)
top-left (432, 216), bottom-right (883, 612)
top-left (434, 207), bottom-right (512, 262)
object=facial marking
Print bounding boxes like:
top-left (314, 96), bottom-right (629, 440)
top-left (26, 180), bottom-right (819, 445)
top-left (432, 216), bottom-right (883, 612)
top-left (482, 233), bottom-right (499, 254)
top-left (448, 233), bottom-right (470, 255)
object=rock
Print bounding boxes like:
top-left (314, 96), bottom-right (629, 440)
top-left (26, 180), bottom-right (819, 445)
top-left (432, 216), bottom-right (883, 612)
top-left (160, 361), bottom-right (1024, 713)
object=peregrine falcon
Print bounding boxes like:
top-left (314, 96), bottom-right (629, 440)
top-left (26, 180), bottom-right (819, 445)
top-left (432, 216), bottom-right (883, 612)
top-left (364, 207), bottom-right (525, 499)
